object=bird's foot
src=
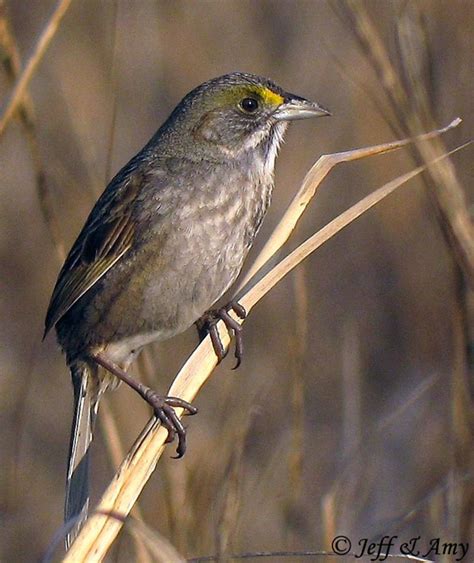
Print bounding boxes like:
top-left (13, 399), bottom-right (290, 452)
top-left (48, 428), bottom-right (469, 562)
top-left (196, 301), bottom-right (247, 368)
top-left (92, 351), bottom-right (197, 457)
top-left (142, 391), bottom-right (198, 458)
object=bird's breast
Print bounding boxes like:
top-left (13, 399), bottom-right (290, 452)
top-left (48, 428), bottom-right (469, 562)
top-left (138, 160), bottom-right (274, 332)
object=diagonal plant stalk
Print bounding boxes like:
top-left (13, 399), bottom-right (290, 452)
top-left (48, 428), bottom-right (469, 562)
top-left (235, 118), bottom-right (461, 294)
top-left (0, 0), bottom-right (72, 138)
top-left (62, 121), bottom-right (467, 561)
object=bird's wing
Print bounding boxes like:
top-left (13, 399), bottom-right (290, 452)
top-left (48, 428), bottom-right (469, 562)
top-left (44, 168), bottom-right (144, 336)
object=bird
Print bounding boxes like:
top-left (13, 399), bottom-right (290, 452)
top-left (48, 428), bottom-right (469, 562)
top-left (43, 71), bottom-right (330, 546)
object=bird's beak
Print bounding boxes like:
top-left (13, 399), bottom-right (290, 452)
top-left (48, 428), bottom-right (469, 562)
top-left (273, 96), bottom-right (331, 121)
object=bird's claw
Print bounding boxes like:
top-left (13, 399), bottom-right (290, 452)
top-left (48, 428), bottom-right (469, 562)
top-left (196, 301), bottom-right (247, 368)
top-left (145, 393), bottom-right (197, 458)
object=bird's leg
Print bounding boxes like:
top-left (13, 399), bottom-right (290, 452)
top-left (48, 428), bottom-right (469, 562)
top-left (196, 301), bottom-right (247, 369)
top-left (92, 351), bottom-right (197, 458)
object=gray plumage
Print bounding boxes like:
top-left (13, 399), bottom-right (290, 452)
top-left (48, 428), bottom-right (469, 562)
top-left (44, 72), bottom-right (329, 547)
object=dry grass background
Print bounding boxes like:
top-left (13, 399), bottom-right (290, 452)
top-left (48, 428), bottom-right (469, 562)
top-left (0, 1), bottom-right (473, 561)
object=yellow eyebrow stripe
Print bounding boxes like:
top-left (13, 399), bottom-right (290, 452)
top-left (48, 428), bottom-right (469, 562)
top-left (258, 86), bottom-right (284, 106)
top-left (215, 85), bottom-right (285, 108)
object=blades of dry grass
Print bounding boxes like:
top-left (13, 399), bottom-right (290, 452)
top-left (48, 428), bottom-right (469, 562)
top-left (63, 129), bottom-right (468, 561)
top-left (0, 0), bottom-right (72, 138)
top-left (235, 118), bottom-right (461, 294)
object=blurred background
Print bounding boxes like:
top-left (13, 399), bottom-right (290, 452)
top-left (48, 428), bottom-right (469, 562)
top-left (1, 0), bottom-right (473, 561)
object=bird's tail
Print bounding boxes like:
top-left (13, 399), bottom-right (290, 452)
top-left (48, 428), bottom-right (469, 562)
top-left (64, 361), bottom-right (101, 549)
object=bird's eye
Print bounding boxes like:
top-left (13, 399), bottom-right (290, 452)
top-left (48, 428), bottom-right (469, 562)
top-left (239, 97), bottom-right (259, 113)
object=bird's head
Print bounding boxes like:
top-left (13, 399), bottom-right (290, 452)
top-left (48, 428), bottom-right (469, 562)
top-left (162, 72), bottom-right (330, 159)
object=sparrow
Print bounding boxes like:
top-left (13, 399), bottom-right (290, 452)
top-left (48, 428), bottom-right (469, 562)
top-left (44, 71), bottom-right (330, 546)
